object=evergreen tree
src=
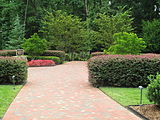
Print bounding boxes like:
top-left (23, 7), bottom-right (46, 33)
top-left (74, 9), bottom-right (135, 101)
top-left (6, 15), bottom-right (24, 49)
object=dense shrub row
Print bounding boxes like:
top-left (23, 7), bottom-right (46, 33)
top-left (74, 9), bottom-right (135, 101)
top-left (28, 60), bottom-right (55, 67)
top-left (0, 50), bottom-right (16, 56)
top-left (0, 57), bottom-right (28, 84)
top-left (88, 54), bottom-right (160, 87)
top-left (42, 50), bottom-right (65, 59)
top-left (0, 50), bottom-right (65, 63)
top-left (26, 56), bottom-right (61, 64)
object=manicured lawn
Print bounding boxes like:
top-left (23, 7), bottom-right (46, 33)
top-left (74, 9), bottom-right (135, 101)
top-left (100, 87), bottom-right (153, 106)
top-left (0, 85), bottom-right (22, 118)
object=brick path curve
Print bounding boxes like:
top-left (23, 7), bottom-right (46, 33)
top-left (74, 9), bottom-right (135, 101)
top-left (3, 61), bottom-right (141, 120)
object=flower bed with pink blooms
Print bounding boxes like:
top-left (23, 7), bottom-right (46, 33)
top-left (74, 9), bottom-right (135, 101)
top-left (88, 54), bottom-right (160, 87)
top-left (28, 60), bottom-right (55, 67)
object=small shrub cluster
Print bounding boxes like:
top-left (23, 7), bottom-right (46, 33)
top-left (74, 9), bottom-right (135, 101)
top-left (0, 57), bottom-right (28, 84)
top-left (88, 54), bottom-right (160, 87)
top-left (42, 50), bottom-right (65, 60)
top-left (0, 50), bottom-right (16, 56)
top-left (147, 73), bottom-right (160, 105)
top-left (28, 60), bottom-right (55, 67)
top-left (65, 52), bottom-right (91, 61)
top-left (91, 52), bottom-right (104, 57)
top-left (27, 56), bottom-right (61, 64)
top-left (22, 33), bottom-right (48, 56)
top-left (108, 32), bottom-right (146, 55)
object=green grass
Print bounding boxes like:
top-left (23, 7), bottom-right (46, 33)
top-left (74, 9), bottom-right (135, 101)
top-left (100, 87), bottom-right (153, 106)
top-left (0, 85), bottom-right (22, 118)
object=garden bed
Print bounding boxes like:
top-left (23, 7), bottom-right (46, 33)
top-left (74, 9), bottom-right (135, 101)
top-left (129, 104), bottom-right (160, 120)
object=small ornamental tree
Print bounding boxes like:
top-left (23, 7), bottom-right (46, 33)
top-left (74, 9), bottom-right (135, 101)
top-left (22, 33), bottom-right (48, 56)
top-left (147, 73), bottom-right (160, 106)
top-left (108, 32), bottom-right (146, 55)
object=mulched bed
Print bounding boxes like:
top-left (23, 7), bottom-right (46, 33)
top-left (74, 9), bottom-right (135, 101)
top-left (129, 104), bottom-right (160, 120)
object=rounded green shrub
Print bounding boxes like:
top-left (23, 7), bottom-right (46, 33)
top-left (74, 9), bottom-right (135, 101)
top-left (108, 32), bottom-right (146, 55)
top-left (22, 33), bottom-right (48, 56)
top-left (147, 73), bottom-right (160, 105)
top-left (0, 57), bottom-right (28, 84)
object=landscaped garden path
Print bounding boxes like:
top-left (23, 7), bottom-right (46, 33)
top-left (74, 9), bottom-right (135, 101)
top-left (3, 61), bottom-right (141, 120)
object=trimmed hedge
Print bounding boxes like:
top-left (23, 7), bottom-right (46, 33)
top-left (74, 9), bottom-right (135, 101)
top-left (27, 56), bottom-right (62, 64)
top-left (0, 50), bottom-right (16, 56)
top-left (0, 57), bottom-right (28, 84)
top-left (88, 54), bottom-right (160, 87)
top-left (91, 52), bottom-right (104, 57)
top-left (42, 50), bottom-right (65, 60)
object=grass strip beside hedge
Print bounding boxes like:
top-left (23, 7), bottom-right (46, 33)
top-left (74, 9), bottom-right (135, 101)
top-left (0, 85), bottom-right (22, 118)
top-left (0, 57), bottom-right (28, 84)
top-left (88, 54), bottom-right (160, 87)
top-left (100, 87), bottom-right (152, 106)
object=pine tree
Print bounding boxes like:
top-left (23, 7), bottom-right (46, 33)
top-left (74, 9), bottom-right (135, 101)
top-left (6, 15), bottom-right (24, 50)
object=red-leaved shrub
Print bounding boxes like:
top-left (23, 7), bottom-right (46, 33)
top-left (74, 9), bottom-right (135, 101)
top-left (28, 60), bottom-right (55, 67)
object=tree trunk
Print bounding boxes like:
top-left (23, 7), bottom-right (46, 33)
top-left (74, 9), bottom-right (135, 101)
top-left (84, 0), bottom-right (88, 18)
top-left (24, 0), bottom-right (29, 28)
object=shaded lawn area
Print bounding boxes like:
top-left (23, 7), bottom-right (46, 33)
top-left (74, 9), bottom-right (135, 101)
top-left (0, 85), bottom-right (22, 118)
top-left (100, 87), bottom-right (153, 106)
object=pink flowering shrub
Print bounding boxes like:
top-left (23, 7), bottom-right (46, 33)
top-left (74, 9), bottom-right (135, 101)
top-left (28, 60), bottom-right (55, 67)
top-left (88, 54), bottom-right (160, 87)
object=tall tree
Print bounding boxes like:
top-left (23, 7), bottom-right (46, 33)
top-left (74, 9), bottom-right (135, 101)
top-left (0, 0), bottom-right (20, 49)
top-left (6, 15), bottom-right (24, 49)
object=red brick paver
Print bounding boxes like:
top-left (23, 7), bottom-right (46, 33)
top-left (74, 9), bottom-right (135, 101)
top-left (3, 61), bottom-right (141, 120)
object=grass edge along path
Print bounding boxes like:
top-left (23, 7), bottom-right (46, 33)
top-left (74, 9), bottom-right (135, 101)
top-left (100, 87), bottom-right (153, 106)
top-left (0, 85), bottom-right (23, 118)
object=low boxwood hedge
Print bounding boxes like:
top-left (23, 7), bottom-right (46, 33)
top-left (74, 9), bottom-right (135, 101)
top-left (41, 50), bottom-right (65, 61)
top-left (0, 57), bottom-right (28, 84)
top-left (27, 56), bottom-right (62, 64)
top-left (88, 54), bottom-right (160, 87)
top-left (0, 50), bottom-right (16, 56)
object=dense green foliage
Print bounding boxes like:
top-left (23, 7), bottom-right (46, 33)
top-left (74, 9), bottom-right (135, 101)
top-left (41, 10), bottom-right (90, 52)
top-left (100, 87), bottom-right (152, 106)
top-left (0, 57), bottom-right (28, 84)
top-left (22, 33), bottom-right (48, 56)
top-left (26, 56), bottom-right (61, 64)
top-left (142, 19), bottom-right (160, 53)
top-left (147, 73), bottom-right (160, 105)
top-left (92, 9), bottom-right (133, 50)
top-left (109, 32), bottom-right (146, 55)
top-left (1, 0), bottom-right (159, 53)
top-left (88, 55), bottom-right (160, 87)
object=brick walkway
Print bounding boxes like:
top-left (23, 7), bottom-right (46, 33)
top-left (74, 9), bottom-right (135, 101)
top-left (3, 61), bottom-right (141, 120)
